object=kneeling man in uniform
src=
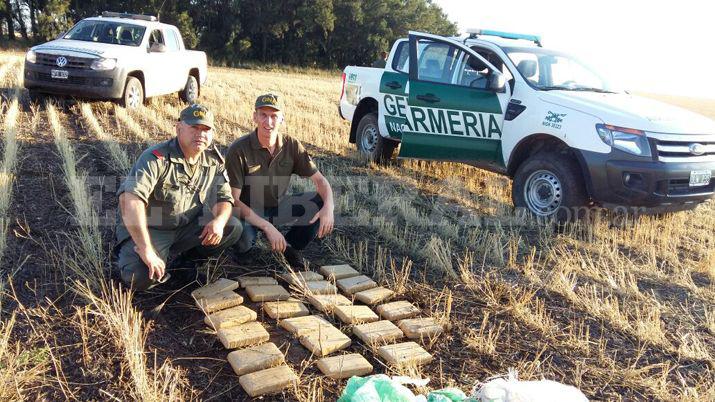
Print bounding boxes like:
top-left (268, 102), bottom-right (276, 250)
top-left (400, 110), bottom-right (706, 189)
top-left (115, 104), bottom-right (241, 291)
top-left (226, 93), bottom-right (334, 268)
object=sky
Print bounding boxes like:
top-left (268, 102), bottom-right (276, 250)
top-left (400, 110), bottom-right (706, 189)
top-left (434, 0), bottom-right (715, 99)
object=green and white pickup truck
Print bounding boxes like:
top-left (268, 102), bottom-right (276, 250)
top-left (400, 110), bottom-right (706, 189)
top-left (338, 30), bottom-right (715, 218)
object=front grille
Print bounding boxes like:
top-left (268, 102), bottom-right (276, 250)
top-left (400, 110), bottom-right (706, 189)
top-left (36, 72), bottom-right (87, 85)
top-left (36, 53), bottom-right (92, 69)
top-left (649, 133), bottom-right (715, 163)
top-left (657, 178), bottom-right (715, 196)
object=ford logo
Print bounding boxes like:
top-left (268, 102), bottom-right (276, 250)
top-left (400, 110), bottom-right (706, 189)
top-left (689, 143), bottom-right (706, 156)
top-left (55, 56), bottom-right (68, 68)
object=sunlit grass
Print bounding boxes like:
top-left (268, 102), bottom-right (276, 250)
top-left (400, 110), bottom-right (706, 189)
top-left (0, 49), bottom-right (713, 399)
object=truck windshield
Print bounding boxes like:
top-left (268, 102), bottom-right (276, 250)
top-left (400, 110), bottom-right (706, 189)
top-left (63, 20), bottom-right (146, 47)
top-left (504, 47), bottom-right (617, 93)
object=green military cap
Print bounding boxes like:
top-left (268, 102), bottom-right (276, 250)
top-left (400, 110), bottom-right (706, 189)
top-left (179, 103), bottom-right (214, 129)
top-left (255, 93), bottom-right (284, 111)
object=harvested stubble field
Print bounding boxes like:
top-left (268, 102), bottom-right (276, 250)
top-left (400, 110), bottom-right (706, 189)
top-left (0, 50), bottom-right (713, 401)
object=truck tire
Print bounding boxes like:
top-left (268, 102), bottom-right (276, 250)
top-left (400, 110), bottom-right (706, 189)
top-left (179, 75), bottom-right (199, 104)
top-left (512, 152), bottom-right (588, 222)
top-left (120, 77), bottom-right (143, 109)
top-left (356, 112), bottom-right (397, 163)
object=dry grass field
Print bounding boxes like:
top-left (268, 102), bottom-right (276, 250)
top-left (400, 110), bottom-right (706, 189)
top-left (0, 50), bottom-right (713, 400)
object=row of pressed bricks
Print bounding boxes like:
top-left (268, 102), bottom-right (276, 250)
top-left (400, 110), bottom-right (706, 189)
top-left (191, 264), bottom-right (441, 397)
top-left (278, 265), bottom-right (441, 368)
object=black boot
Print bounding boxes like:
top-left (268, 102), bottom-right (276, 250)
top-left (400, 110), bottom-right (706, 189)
top-left (166, 254), bottom-right (205, 287)
top-left (283, 246), bottom-right (307, 269)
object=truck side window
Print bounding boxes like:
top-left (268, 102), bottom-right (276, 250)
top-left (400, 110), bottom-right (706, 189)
top-left (392, 41), bottom-right (409, 73)
top-left (457, 55), bottom-right (492, 89)
top-left (508, 52), bottom-right (540, 86)
top-left (175, 30), bottom-right (185, 49)
top-left (166, 29), bottom-right (180, 52)
top-left (416, 40), bottom-right (461, 84)
top-left (148, 29), bottom-right (165, 48)
top-left (471, 47), bottom-right (514, 92)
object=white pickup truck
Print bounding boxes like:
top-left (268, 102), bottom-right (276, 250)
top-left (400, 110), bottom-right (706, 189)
top-left (339, 30), bottom-right (715, 218)
top-left (23, 11), bottom-right (208, 108)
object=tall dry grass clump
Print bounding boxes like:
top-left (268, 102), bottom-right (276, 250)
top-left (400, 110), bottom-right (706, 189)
top-left (0, 59), bottom-right (18, 85)
top-left (0, 312), bottom-right (48, 400)
top-left (0, 87), bottom-right (20, 261)
top-left (47, 104), bottom-right (105, 287)
top-left (75, 281), bottom-right (189, 401)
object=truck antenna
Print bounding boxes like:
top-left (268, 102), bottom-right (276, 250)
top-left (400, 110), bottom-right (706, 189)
top-left (156, 0), bottom-right (167, 21)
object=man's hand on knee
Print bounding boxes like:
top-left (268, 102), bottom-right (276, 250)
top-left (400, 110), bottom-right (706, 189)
top-left (200, 218), bottom-right (226, 246)
top-left (134, 245), bottom-right (166, 280)
top-left (309, 206), bottom-right (335, 238)
top-left (263, 222), bottom-right (287, 252)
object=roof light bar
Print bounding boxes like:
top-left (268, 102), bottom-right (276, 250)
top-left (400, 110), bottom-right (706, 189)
top-left (101, 11), bottom-right (157, 22)
top-left (467, 28), bottom-right (542, 47)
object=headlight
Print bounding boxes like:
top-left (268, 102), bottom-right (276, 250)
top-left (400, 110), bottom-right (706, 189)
top-left (90, 58), bottom-right (117, 70)
top-left (596, 124), bottom-right (651, 157)
top-left (25, 50), bottom-right (36, 63)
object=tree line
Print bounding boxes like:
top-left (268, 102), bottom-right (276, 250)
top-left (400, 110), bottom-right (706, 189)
top-left (0, 0), bottom-right (457, 68)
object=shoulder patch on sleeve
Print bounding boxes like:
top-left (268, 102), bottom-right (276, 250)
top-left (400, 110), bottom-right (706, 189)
top-left (152, 149), bottom-right (164, 160)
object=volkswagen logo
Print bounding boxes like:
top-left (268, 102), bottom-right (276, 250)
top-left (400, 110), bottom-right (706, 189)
top-left (689, 143), bottom-right (706, 156)
top-left (55, 56), bottom-right (68, 68)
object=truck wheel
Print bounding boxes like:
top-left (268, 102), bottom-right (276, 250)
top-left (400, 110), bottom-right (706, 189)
top-left (512, 152), bottom-right (588, 221)
top-left (179, 75), bottom-right (198, 104)
top-left (120, 77), bottom-right (143, 109)
top-left (356, 112), bottom-right (396, 163)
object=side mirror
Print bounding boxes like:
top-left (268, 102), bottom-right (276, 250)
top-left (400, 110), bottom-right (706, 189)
top-left (149, 43), bottom-right (167, 53)
top-left (488, 73), bottom-right (506, 92)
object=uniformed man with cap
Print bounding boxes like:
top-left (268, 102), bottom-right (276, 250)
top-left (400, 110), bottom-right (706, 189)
top-left (371, 51), bottom-right (388, 68)
top-left (115, 104), bottom-right (241, 291)
top-left (225, 93), bottom-right (335, 268)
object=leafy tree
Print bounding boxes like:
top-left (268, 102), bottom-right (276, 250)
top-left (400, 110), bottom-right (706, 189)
top-left (190, 0), bottom-right (242, 61)
top-left (11, 0), bottom-right (458, 69)
top-left (36, 0), bottom-right (71, 41)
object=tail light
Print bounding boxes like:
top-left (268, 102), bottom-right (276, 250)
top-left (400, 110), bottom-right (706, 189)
top-left (340, 72), bottom-right (346, 101)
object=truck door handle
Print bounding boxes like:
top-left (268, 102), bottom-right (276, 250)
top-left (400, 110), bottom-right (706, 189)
top-left (386, 81), bottom-right (402, 89)
top-left (416, 93), bottom-right (440, 103)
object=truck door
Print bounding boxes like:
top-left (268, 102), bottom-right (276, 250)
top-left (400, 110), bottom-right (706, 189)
top-left (145, 28), bottom-right (170, 96)
top-left (164, 27), bottom-right (186, 92)
top-left (378, 39), bottom-right (409, 141)
top-left (398, 32), bottom-right (511, 166)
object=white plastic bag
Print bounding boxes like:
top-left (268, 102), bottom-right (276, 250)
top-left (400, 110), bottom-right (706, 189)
top-left (472, 371), bottom-right (588, 402)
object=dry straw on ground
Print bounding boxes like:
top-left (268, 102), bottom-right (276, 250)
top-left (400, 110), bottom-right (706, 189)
top-left (0, 52), bottom-right (713, 400)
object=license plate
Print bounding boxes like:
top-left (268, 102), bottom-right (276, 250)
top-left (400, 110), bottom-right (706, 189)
top-left (689, 170), bottom-right (711, 187)
top-left (51, 69), bottom-right (68, 79)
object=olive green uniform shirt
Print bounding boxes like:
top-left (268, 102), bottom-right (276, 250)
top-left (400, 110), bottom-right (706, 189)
top-left (225, 130), bottom-right (318, 209)
top-left (115, 138), bottom-right (234, 243)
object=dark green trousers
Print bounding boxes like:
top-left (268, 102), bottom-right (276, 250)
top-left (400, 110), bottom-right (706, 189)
top-left (116, 216), bottom-right (242, 291)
